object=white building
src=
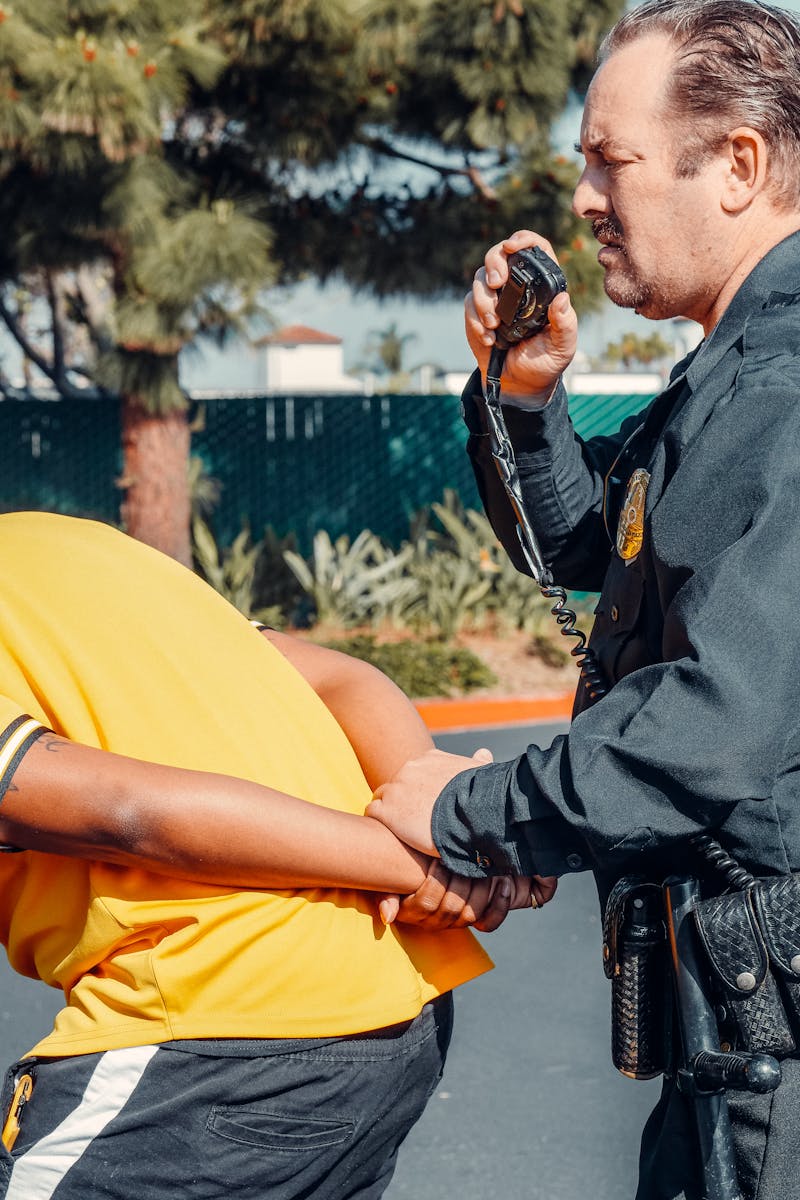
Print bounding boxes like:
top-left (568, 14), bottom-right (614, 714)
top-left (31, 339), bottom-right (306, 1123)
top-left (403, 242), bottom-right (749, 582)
top-left (408, 364), bottom-right (472, 395)
top-left (564, 369), bottom-right (665, 394)
top-left (253, 325), bottom-right (364, 394)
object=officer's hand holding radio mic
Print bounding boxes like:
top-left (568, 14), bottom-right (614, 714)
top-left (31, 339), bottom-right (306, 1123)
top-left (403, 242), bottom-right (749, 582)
top-left (465, 229), bottom-right (578, 402)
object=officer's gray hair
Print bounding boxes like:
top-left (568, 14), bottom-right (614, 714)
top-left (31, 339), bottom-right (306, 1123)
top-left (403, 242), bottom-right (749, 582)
top-left (600, 0), bottom-right (800, 208)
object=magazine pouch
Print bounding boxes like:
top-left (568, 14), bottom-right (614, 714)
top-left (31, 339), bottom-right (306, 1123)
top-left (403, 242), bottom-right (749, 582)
top-left (603, 877), bottom-right (669, 1079)
top-left (752, 874), bottom-right (800, 1037)
top-left (693, 889), bottom-right (795, 1058)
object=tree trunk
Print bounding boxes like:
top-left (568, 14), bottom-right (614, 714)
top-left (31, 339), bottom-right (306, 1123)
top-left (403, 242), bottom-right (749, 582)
top-left (119, 396), bottom-right (192, 567)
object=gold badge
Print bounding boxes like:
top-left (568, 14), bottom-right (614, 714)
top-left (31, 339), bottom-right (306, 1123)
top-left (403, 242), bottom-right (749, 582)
top-left (616, 468), bottom-right (650, 563)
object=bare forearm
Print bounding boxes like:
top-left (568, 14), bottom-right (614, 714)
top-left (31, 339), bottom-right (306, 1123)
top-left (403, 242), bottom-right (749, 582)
top-left (317, 676), bottom-right (433, 790)
top-left (265, 631), bottom-right (434, 789)
top-left (0, 737), bottom-right (428, 893)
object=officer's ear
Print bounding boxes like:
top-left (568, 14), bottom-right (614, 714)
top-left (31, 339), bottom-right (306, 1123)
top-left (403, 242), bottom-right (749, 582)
top-left (720, 126), bottom-right (768, 214)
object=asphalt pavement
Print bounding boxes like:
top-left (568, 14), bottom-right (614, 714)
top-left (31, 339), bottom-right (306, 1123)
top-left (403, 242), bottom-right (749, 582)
top-left (0, 720), bottom-right (659, 1198)
top-left (383, 721), bottom-right (659, 1200)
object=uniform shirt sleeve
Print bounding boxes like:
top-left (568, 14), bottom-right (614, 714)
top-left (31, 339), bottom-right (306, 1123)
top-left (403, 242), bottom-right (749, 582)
top-left (438, 342), bottom-right (800, 880)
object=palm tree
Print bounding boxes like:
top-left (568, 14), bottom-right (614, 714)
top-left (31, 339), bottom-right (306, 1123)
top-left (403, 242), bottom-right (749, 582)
top-left (367, 323), bottom-right (418, 376)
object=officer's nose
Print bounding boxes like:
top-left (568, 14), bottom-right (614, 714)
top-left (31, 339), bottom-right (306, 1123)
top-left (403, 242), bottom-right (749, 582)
top-left (572, 164), bottom-right (612, 222)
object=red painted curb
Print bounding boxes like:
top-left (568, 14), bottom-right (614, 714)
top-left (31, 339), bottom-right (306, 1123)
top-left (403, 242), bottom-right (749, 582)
top-left (414, 692), bottom-right (574, 733)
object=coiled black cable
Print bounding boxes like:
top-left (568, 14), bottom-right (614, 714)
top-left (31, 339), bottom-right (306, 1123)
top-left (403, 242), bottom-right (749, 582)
top-left (484, 347), bottom-right (608, 701)
top-left (690, 834), bottom-right (758, 892)
top-left (542, 580), bottom-right (607, 704)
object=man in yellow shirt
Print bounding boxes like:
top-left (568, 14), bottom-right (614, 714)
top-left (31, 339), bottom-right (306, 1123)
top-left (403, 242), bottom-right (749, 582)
top-left (0, 512), bottom-right (549, 1200)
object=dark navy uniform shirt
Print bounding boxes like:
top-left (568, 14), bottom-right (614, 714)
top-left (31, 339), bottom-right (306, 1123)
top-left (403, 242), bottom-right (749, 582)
top-left (432, 229), bottom-right (800, 900)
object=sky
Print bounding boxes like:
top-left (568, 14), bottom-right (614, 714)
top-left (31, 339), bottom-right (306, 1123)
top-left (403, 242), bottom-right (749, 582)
top-left (182, 0), bottom-right (800, 391)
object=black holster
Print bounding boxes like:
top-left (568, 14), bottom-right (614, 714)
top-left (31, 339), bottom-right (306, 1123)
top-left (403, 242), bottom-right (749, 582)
top-left (602, 876), bottom-right (670, 1078)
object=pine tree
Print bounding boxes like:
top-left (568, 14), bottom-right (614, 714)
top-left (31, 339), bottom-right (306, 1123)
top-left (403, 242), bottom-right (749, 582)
top-left (0, 0), bottom-right (273, 564)
top-left (210, 0), bottom-right (625, 305)
top-left (0, 0), bottom-right (624, 562)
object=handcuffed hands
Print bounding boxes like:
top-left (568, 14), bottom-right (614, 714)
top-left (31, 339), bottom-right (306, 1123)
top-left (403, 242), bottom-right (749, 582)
top-left (378, 861), bottom-right (557, 931)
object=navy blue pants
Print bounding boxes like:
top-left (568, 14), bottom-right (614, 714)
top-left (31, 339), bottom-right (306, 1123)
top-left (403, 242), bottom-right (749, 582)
top-left (637, 1057), bottom-right (800, 1199)
top-left (0, 995), bottom-right (453, 1199)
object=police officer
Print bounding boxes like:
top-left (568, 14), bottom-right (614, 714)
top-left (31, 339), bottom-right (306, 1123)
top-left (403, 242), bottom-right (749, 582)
top-left (368, 2), bottom-right (800, 1196)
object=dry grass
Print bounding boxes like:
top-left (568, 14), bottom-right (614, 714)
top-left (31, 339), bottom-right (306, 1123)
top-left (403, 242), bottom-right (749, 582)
top-left (453, 629), bottom-right (579, 698)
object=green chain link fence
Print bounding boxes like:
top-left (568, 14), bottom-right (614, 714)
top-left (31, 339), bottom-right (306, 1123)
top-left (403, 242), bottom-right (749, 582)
top-left (0, 390), bottom-right (651, 552)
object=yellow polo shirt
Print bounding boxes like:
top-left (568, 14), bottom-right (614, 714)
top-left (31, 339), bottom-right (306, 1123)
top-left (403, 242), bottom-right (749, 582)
top-left (0, 513), bottom-right (491, 1056)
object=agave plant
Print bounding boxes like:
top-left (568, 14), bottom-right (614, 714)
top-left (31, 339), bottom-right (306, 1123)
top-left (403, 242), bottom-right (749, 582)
top-left (192, 516), bottom-right (283, 626)
top-left (403, 535), bottom-right (494, 639)
top-left (283, 529), bottom-right (419, 629)
top-left (414, 490), bottom-right (594, 645)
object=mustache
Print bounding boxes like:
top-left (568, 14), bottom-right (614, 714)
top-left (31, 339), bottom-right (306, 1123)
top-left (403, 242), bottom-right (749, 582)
top-left (591, 216), bottom-right (624, 245)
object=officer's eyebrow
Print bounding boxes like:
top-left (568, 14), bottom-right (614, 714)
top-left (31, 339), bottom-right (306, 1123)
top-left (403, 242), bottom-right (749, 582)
top-left (575, 135), bottom-right (636, 157)
top-left (578, 136), bottom-right (618, 154)
top-left (575, 135), bottom-right (610, 155)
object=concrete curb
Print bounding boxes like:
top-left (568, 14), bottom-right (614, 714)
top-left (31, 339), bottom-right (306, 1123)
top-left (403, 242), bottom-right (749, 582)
top-left (414, 692), bottom-right (574, 733)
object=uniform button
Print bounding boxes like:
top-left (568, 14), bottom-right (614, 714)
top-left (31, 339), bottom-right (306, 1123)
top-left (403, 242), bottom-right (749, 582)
top-left (565, 853), bottom-right (583, 870)
top-left (475, 851), bottom-right (492, 869)
top-left (611, 605), bottom-right (620, 622)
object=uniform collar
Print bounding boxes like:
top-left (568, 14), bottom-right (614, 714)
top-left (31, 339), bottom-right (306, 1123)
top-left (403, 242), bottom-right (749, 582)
top-left (685, 227), bottom-right (800, 393)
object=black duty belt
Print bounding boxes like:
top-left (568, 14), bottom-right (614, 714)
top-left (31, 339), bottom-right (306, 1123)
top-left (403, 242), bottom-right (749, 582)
top-left (604, 870), bottom-right (800, 1077)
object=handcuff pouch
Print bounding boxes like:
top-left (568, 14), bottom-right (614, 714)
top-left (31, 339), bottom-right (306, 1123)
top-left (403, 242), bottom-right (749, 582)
top-left (693, 889), bottom-right (795, 1057)
top-left (603, 877), bottom-right (669, 1079)
top-left (751, 875), bottom-right (800, 1034)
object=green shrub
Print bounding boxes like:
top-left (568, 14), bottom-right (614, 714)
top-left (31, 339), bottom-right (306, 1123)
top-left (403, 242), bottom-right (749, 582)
top-left (253, 526), bottom-right (308, 626)
top-left (527, 632), bottom-right (571, 669)
top-left (319, 635), bottom-right (497, 698)
top-left (410, 490), bottom-right (595, 643)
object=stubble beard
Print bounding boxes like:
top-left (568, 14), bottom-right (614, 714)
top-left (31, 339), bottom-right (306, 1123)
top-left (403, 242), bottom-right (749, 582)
top-left (591, 216), bottom-right (654, 313)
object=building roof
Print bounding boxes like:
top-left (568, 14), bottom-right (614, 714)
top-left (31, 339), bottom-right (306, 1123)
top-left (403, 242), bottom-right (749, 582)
top-left (254, 324), bottom-right (342, 347)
